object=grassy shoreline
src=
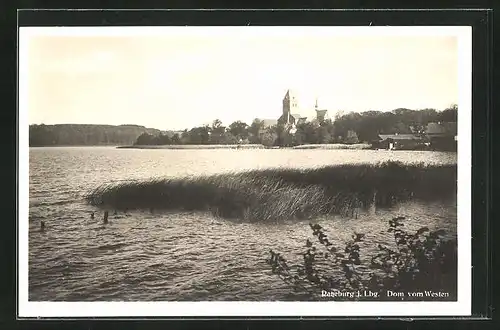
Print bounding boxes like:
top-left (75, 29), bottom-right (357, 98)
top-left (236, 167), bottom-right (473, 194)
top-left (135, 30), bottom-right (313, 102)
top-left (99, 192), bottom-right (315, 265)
top-left (292, 143), bottom-right (372, 150)
top-left (117, 143), bottom-right (372, 150)
top-left (86, 161), bottom-right (456, 222)
top-left (117, 144), bottom-right (265, 149)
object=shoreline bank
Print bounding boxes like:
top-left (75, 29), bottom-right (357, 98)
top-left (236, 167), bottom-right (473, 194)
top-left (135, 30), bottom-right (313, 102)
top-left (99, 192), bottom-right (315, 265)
top-left (117, 144), bottom-right (372, 150)
top-left (117, 144), bottom-right (265, 149)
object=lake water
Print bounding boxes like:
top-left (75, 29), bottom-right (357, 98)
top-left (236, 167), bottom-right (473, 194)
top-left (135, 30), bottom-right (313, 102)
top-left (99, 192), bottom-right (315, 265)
top-left (28, 147), bottom-right (457, 301)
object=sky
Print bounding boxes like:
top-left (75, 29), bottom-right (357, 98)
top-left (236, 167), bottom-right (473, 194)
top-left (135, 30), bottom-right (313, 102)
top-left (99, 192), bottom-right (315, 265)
top-left (23, 27), bottom-right (460, 131)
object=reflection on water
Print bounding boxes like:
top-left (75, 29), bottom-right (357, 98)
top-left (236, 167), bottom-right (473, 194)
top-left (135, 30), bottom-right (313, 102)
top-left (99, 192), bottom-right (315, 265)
top-left (28, 147), bottom-right (457, 301)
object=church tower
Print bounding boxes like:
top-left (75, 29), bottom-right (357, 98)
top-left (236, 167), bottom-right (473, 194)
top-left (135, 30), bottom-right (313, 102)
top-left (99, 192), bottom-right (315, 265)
top-left (315, 97), bottom-right (328, 122)
top-left (282, 89), bottom-right (299, 125)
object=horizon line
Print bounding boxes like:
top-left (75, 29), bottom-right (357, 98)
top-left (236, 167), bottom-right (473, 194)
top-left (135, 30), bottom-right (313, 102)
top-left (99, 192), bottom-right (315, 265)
top-left (27, 104), bottom-right (458, 129)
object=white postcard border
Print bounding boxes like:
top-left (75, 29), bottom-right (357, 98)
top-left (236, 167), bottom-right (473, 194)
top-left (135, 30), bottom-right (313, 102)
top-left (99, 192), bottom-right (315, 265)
top-left (18, 25), bottom-right (472, 318)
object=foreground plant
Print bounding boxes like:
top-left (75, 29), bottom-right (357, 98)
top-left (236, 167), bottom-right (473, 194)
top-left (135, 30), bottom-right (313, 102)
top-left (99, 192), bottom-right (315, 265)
top-left (266, 216), bottom-right (457, 301)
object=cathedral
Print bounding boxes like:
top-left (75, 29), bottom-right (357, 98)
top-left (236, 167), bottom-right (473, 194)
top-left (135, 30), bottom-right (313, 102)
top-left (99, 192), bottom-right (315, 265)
top-left (256, 89), bottom-right (330, 136)
top-left (277, 89), bottom-right (329, 127)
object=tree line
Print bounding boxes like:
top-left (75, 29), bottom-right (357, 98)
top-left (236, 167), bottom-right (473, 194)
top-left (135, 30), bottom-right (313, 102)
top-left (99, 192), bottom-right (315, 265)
top-left (28, 106), bottom-right (456, 147)
top-left (134, 106), bottom-right (458, 147)
top-left (29, 124), bottom-right (162, 147)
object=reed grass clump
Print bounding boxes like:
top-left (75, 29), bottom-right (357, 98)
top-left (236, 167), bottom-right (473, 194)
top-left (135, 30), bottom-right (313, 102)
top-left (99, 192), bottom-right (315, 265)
top-left (85, 161), bottom-right (456, 222)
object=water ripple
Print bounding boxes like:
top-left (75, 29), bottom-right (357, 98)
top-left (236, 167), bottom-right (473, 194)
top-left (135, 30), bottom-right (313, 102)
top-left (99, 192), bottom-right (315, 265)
top-left (28, 147), bottom-right (457, 301)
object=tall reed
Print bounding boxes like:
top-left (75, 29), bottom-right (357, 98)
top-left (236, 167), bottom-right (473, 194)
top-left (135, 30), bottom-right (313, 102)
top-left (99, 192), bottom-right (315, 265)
top-left (85, 161), bottom-right (456, 222)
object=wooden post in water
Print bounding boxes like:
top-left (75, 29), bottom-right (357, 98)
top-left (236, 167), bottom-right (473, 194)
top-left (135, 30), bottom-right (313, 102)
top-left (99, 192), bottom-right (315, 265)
top-left (40, 221), bottom-right (45, 231)
top-left (369, 190), bottom-right (377, 215)
top-left (103, 211), bottom-right (109, 224)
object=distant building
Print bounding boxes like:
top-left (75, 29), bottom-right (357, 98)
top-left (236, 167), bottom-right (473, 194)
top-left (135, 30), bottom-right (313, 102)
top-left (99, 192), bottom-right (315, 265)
top-left (315, 110), bottom-right (328, 122)
top-left (277, 90), bottom-right (329, 127)
top-left (377, 133), bottom-right (425, 150)
top-left (278, 89), bottom-right (303, 126)
top-left (425, 122), bottom-right (457, 138)
top-left (314, 98), bottom-right (329, 123)
top-left (376, 121), bottom-right (458, 151)
top-left (425, 122), bottom-right (457, 151)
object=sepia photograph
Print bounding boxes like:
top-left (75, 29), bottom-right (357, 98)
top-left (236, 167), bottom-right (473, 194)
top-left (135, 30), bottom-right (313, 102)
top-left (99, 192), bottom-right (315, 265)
top-left (18, 25), bottom-right (471, 317)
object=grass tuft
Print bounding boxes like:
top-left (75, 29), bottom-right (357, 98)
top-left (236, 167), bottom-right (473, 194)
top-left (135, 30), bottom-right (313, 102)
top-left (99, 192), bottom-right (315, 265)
top-left (85, 161), bottom-right (456, 222)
